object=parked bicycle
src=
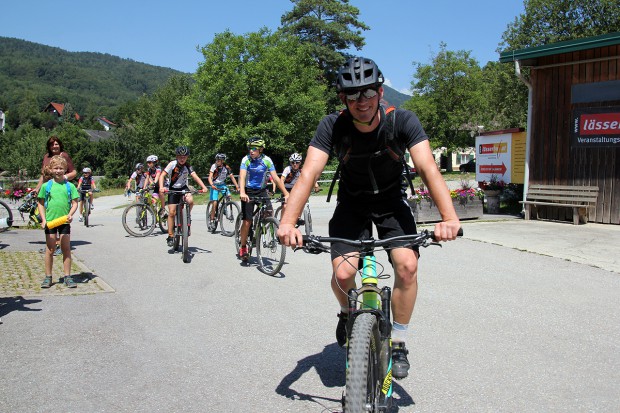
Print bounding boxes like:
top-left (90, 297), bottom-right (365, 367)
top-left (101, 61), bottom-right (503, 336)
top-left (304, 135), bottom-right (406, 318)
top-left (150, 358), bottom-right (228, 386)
top-left (207, 185), bottom-right (240, 236)
top-left (234, 196), bottom-right (286, 276)
top-left (0, 199), bottom-right (13, 231)
top-left (298, 228), bottom-right (462, 412)
top-left (168, 188), bottom-right (200, 263)
top-left (16, 191), bottom-right (42, 228)
top-left (78, 188), bottom-right (100, 227)
top-left (121, 188), bottom-right (167, 237)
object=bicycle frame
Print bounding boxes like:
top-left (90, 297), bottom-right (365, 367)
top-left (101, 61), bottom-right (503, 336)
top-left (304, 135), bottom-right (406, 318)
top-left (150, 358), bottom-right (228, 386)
top-left (168, 189), bottom-right (195, 263)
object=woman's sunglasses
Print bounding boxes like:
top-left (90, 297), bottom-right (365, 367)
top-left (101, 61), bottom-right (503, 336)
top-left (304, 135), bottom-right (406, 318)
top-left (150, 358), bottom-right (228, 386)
top-left (345, 88), bottom-right (378, 101)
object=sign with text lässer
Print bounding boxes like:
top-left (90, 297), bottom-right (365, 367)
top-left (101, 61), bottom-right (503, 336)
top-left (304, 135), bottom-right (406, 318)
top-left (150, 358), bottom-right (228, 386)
top-left (572, 106), bottom-right (620, 148)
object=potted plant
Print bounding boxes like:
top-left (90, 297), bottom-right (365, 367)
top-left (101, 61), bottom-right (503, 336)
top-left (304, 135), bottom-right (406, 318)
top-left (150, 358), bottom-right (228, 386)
top-left (408, 177), bottom-right (484, 222)
top-left (479, 175), bottom-right (505, 214)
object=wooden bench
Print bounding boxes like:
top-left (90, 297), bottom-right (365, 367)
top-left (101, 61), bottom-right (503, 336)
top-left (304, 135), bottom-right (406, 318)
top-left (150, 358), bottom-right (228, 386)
top-left (520, 184), bottom-right (599, 225)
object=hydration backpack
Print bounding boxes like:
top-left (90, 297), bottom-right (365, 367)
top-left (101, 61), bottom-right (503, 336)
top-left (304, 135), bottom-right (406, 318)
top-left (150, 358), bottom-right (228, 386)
top-left (326, 105), bottom-right (415, 201)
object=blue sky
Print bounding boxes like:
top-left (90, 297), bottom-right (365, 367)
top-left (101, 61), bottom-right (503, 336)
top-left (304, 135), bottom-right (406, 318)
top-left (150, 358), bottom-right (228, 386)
top-left (3, 0), bottom-right (524, 95)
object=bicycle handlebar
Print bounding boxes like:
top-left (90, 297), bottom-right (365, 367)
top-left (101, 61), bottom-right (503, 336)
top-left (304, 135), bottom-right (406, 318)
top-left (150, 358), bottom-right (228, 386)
top-left (299, 228), bottom-right (463, 254)
top-left (166, 188), bottom-right (201, 195)
top-left (247, 196), bottom-right (285, 203)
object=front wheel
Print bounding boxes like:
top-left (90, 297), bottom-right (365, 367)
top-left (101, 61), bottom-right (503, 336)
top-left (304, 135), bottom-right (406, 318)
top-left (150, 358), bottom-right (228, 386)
top-left (83, 198), bottom-right (90, 227)
top-left (122, 203), bottom-right (155, 237)
top-left (256, 217), bottom-right (286, 276)
top-left (345, 313), bottom-right (383, 413)
top-left (219, 201), bottom-right (240, 237)
top-left (182, 205), bottom-right (190, 263)
top-left (0, 200), bottom-right (14, 232)
top-left (303, 204), bottom-right (313, 236)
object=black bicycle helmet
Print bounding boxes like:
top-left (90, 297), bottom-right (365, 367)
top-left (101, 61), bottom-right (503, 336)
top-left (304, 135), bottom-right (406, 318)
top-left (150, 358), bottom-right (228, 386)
top-left (215, 153), bottom-right (226, 160)
top-left (336, 56), bottom-right (384, 92)
top-left (176, 145), bottom-right (190, 156)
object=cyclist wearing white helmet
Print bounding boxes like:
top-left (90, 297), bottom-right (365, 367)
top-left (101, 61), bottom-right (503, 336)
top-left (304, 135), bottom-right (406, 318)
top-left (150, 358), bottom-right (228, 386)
top-left (159, 146), bottom-right (209, 247)
top-left (277, 56), bottom-right (461, 380)
top-left (125, 163), bottom-right (146, 193)
top-left (237, 137), bottom-right (290, 261)
top-left (207, 153), bottom-right (240, 230)
top-left (77, 167), bottom-right (97, 221)
top-left (280, 152), bottom-right (319, 192)
top-left (144, 155), bottom-right (165, 212)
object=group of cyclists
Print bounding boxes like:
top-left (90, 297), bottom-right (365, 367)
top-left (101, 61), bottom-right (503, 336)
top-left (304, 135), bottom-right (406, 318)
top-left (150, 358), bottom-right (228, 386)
top-left (119, 56), bottom-right (462, 383)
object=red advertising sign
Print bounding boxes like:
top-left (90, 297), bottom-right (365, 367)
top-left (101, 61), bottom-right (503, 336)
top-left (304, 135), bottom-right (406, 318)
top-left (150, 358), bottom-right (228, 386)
top-left (572, 106), bottom-right (620, 147)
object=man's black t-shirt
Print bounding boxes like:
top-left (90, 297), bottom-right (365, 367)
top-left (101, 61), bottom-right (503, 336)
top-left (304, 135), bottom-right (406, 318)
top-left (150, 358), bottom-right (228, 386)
top-left (310, 108), bottom-right (428, 201)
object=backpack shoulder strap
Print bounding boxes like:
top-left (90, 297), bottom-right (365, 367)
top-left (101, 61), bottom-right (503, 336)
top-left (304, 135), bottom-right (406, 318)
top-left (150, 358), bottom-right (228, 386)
top-left (44, 179), bottom-right (53, 209)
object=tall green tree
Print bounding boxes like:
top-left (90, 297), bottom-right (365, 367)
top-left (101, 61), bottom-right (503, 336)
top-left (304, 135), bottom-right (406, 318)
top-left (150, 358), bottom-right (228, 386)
top-left (280, 0), bottom-right (369, 107)
top-left (404, 43), bottom-right (489, 170)
top-left (500, 0), bottom-right (620, 51)
top-left (184, 29), bottom-right (326, 170)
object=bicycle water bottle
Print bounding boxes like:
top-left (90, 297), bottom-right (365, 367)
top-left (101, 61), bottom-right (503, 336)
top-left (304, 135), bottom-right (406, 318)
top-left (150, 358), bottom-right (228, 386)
top-left (361, 255), bottom-right (380, 310)
top-left (46, 215), bottom-right (68, 229)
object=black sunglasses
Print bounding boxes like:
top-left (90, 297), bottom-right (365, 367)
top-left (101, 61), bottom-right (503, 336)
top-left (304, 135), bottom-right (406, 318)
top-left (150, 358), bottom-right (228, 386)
top-left (345, 88), bottom-right (378, 101)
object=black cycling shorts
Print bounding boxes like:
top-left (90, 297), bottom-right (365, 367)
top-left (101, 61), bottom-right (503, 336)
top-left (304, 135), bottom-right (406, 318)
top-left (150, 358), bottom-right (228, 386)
top-left (167, 186), bottom-right (189, 206)
top-left (328, 196), bottom-right (418, 261)
top-left (44, 223), bottom-right (71, 236)
top-left (241, 188), bottom-right (271, 220)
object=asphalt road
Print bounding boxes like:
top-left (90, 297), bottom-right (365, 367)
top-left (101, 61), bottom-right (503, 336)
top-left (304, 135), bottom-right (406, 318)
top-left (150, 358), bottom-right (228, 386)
top-left (1, 194), bottom-right (619, 412)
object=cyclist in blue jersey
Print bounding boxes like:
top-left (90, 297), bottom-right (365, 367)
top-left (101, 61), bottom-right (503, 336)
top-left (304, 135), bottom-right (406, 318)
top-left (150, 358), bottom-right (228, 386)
top-left (237, 137), bottom-right (289, 260)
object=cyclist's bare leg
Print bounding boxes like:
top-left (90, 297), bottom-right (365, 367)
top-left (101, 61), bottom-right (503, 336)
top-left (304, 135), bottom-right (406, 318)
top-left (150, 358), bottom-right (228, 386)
top-left (389, 247), bottom-right (419, 325)
top-left (44, 233), bottom-right (57, 275)
top-left (239, 219), bottom-right (252, 248)
top-left (79, 199), bottom-right (84, 216)
top-left (167, 203), bottom-right (177, 237)
top-left (185, 194), bottom-right (194, 212)
top-left (89, 191), bottom-right (94, 207)
top-left (331, 254), bottom-right (359, 310)
top-left (209, 200), bottom-right (217, 220)
top-left (60, 233), bottom-right (71, 276)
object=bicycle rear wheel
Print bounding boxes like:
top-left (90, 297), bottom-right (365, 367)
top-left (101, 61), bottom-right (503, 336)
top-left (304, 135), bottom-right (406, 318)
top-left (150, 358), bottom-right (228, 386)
top-left (345, 313), bottom-right (383, 413)
top-left (256, 217), bottom-right (286, 276)
top-left (219, 201), bottom-right (240, 237)
top-left (182, 205), bottom-right (190, 263)
top-left (122, 203), bottom-right (155, 237)
top-left (0, 200), bottom-right (13, 232)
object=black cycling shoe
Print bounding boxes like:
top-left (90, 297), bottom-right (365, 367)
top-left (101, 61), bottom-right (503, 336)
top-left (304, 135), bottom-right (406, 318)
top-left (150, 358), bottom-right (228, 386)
top-left (166, 236), bottom-right (174, 247)
top-left (336, 312), bottom-right (348, 347)
top-left (392, 342), bottom-right (410, 380)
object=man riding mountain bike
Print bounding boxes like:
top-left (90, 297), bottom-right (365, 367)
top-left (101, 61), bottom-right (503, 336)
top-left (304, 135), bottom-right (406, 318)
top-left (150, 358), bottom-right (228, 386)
top-left (277, 56), bottom-right (461, 380)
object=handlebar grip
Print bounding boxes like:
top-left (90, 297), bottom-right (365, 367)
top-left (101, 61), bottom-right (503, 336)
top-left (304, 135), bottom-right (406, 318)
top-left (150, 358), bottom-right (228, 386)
top-left (429, 227), bottom-right (463, 240)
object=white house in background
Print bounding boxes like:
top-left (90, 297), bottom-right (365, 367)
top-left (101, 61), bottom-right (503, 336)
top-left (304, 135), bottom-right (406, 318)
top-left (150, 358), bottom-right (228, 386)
top-left (97, 117), bottom-right (117, 131)
top-left (430, 147), bottom-right (475, 170)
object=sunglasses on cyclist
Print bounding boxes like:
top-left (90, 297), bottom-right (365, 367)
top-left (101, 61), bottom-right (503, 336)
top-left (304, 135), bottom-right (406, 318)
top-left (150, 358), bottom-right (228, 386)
top-left (291, 161), bottom-right (301, 164)
top-left (345, 88), bottom-right (378, 101)
top-left (249, 146), bottom-right (261, 151)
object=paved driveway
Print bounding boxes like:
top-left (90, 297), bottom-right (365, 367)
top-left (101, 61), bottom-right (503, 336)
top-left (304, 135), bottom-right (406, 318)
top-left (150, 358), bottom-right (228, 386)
top-left (1, 195), bottom-right (619, 412)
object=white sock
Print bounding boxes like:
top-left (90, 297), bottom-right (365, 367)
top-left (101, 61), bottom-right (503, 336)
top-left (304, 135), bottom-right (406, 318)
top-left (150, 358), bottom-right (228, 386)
top-left (392, 321), bottom-right (408, 343)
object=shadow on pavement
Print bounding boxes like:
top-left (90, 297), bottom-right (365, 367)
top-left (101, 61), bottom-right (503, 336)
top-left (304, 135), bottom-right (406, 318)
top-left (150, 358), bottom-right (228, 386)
top-left (0, 296), bottom-right (42, 320)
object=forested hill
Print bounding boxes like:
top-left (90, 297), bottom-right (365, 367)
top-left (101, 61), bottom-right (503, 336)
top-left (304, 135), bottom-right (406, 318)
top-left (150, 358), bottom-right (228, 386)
top-left (382, 85), bottom-right (410, 108)
top-left (0, 37), bottom-right (184, 117)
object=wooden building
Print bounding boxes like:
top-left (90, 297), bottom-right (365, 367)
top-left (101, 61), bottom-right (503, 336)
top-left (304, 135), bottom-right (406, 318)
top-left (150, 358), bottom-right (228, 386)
top-left (501, 32), bottom-right (620, 225)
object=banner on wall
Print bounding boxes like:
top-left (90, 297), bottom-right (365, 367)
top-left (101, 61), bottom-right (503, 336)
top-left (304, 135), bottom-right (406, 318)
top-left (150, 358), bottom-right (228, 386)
top-left (571, 106), bottom-right (620, 148)
top-left (475, 129), bottom-right (526, 184)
